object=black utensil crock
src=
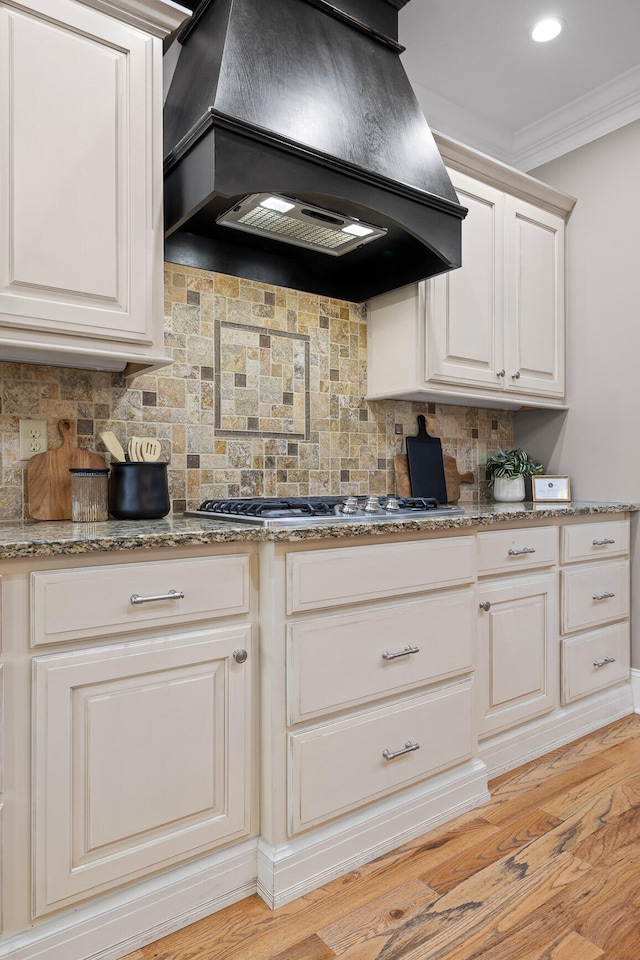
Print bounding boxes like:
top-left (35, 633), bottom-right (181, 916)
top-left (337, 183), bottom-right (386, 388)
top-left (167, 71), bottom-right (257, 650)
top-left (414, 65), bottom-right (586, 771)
top-left (108, 462), bottom-right (170, 520)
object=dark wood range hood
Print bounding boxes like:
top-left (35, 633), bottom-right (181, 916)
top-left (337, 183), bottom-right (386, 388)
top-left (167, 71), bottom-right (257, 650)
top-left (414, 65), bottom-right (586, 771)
top-left (163, 0), bottom-right (467, 302)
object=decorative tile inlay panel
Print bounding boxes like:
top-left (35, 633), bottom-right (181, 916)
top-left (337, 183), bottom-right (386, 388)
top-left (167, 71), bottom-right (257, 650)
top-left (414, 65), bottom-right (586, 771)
top-left (215, 321), bottom-right (310, 439)
top-left (0, 264), bottom-right (514, 519)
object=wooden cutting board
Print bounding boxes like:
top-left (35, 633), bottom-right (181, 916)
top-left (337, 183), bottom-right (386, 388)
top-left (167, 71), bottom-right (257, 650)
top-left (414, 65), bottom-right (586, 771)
top-left (394, 453), bottom-right (474, 502)
top-left (27, 420), bottom-right (107, 520)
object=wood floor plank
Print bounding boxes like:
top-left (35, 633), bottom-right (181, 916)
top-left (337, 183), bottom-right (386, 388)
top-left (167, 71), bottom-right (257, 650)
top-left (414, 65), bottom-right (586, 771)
top-left (419, 808), bottom-right (562, 894)
top-left (316, 878), bottom-right (436, 955)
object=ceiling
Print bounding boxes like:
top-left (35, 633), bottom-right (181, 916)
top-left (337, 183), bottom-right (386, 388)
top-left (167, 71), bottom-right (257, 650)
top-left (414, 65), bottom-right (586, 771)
top-left (398, 0), bottom-right (640, 169)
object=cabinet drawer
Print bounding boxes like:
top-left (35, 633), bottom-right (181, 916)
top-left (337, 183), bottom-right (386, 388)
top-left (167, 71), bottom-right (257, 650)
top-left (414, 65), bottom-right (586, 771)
top-left (476, 526), bottom-right (557, 576)
top-left (31, 554), bottom-right (250, 645)
top-left (288, 680), bottom-right (473, 833)
top-left (561, 520), bottom-right (629, 564)
top-left (286, 537), bottom-right (475, 614)
top-left (562, 623), bottom-right (630, 704)
top-left (287, 589), bottom-right (474, 723)
top-left (561, 560), bottom-right (629, 635)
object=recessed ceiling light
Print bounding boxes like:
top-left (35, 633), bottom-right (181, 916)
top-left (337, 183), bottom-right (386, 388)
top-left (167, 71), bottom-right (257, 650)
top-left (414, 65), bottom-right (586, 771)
top-left (531, 17), bottom-right (563, 42)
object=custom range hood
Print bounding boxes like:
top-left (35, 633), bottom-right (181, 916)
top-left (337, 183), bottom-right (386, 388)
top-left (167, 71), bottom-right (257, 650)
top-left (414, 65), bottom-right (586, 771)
top-left (163, 0), bottom-right (467, 302)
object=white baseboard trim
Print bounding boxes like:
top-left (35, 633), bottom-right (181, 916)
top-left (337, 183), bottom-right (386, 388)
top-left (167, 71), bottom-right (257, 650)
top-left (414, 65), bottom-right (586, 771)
top-left (479, 683), bottom-right (634, 778)
top-left (630, 669), bottom-right (640, 713)
top-left (0, 840), bottom-right (258, 960)
top-left (257, 758), bottom-right (489, 909)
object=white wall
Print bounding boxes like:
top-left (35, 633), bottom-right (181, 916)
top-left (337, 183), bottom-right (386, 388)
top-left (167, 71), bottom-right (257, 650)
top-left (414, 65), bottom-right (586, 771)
top-left (514, 119), bottom-right (640, 665)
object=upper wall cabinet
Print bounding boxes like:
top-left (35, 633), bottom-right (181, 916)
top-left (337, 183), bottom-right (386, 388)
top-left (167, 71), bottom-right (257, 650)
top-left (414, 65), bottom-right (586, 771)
top-left (367, 135), bottom-right (576, 410)
top-left (0, 0), bottom-right (189, 377)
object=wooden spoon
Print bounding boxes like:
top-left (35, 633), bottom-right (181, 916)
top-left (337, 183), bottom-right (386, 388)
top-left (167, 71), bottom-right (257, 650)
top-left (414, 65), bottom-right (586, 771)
top-left (100, 430), bottom-right (126, 462)
top-left (138, 438), bottom-right (162, 462)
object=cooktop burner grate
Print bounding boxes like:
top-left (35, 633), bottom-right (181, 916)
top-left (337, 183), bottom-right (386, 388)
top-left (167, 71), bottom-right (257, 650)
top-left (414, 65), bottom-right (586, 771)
top-left (185, 495), bottom-right (464, 527)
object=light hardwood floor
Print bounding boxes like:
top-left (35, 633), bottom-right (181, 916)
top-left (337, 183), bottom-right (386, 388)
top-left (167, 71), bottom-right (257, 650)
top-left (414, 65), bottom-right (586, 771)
top-left (124, 714), bottom-right (640, 960)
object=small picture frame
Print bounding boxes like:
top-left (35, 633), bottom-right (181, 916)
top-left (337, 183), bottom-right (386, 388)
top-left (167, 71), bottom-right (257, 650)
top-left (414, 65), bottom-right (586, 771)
top-left (532, 475), bottom-right (571, 502)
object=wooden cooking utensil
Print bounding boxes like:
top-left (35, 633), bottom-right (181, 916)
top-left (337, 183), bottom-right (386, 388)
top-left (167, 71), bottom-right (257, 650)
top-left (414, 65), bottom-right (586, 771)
top-left (99, 430), bottom-right (126, 462)
top-left (138, 438), bottom-right (162, 462)
top-left (27, 419), bottom-right (107, 520)
top-left (128, 437), bottom-right (141, 462)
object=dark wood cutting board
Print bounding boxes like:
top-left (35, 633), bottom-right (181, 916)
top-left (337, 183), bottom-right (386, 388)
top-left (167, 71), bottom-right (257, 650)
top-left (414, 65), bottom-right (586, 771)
top-left (27, 419), bottom-right (107, 520)
top-left (395, 453), bottom-right (474, 502)
top-left (405, 415), bottom-right (447, 504)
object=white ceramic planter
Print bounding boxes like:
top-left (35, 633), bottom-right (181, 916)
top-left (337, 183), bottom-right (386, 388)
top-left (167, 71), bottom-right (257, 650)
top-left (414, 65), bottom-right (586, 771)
top-left (492, 475), bottom-right (525, 502)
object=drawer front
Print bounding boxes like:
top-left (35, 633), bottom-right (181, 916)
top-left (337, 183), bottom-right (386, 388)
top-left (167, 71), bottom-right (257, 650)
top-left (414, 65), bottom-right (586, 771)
top-left (562, 623), bottom-right (630, 704)
top-left (561, 519), bottom-right (629, 564)
top-left (286, 537), bottom-right (475, 614)
top-left (288, 680), bottom-right (473, 833)
top-left (31, 554), bottom-right (251, 645)
top-left (476, 526), bottom-right (557, 576)
top-left (287, 589), bottom-right (474, 723)
top-left (561, 560), bottom-right (630, 635)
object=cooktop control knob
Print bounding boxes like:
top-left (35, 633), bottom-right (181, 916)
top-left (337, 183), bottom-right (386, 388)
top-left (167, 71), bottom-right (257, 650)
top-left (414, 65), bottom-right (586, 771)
top-left (364, 496), bottom-right (381, 513)
top-left (341, 496), bottom-right (358, 514)
top-left (384, 497), bottom-right (400, 511)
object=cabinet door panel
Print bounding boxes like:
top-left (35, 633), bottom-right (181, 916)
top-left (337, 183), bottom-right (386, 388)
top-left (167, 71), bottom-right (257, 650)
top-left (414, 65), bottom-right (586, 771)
top-left (0, 0), bottom-right (153, 342)
top-left (428, 171), bottom-right (504, 389)
top-left (477, 572), bottom-right (558, 736)
top-left (33, 627), bottom-right (252, 915)
top-left (505, 198), bottom-right (564, 397)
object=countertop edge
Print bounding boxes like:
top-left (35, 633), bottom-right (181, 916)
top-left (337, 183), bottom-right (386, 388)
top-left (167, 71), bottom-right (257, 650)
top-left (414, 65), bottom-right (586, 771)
top-left (0, 502), bottom-right (636, 559)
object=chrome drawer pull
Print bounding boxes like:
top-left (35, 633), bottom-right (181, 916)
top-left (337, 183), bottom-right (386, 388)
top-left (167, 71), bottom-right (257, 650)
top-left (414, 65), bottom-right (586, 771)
top-left (383, 740), bottom-right (420, 761)
top-left (130, 589), bottom-right (185, 605)
top-left (593, 538), bottom-right (615, 546)
top-left (382, 645), bottom-right (420, 661)
top-left (508, 547), bottom-right (536, 556)
top-left (592, 592), bottom-right (615, 601)
top-left (593, 656), bottom-right (616, 668)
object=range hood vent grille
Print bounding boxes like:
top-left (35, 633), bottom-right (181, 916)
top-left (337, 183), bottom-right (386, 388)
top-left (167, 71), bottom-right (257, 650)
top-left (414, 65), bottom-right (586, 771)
top-left (218, 194), bottom-right (387, 256)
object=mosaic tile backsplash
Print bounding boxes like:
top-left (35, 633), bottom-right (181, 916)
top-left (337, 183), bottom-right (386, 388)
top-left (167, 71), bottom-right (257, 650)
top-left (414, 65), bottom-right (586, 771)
top-left (0, 265), bottom-right (513, 519)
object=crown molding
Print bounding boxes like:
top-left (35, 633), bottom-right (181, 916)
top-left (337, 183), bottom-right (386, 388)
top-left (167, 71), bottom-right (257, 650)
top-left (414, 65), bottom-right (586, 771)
top-left (78, 0), bottom-right (191, 36)
top-left (512, 64), bottom-right (640, 171)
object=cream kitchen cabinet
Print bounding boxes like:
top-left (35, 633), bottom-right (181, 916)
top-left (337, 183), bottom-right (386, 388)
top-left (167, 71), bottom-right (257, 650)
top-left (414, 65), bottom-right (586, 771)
top-left (257, 532), bottom-right (486, 909)
top-left (0, 0), bottom-right (188, 376)
top-left (476, 525), bottom-right (559, 736)
top-left (560, 519), bottom-right (631, 704)
top-left (0, 543), bottom-right (256, 947)
top-left (366, 135), bottom-right (575, 410)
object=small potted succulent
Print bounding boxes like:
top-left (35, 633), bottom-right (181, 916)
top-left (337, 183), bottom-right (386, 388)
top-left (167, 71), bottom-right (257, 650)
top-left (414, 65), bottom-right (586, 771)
top-left (485, 448), bottom-right (543, 502)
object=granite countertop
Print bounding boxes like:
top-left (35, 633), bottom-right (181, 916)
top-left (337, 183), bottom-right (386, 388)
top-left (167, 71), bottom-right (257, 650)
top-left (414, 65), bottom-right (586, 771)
top-left (0, 501), bottom-right (635, 559)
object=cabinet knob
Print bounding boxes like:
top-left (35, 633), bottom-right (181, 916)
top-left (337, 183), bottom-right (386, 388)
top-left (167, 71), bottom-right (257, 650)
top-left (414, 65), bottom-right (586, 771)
top-left (497, 369), bottom-right (506, 378)
top-left (479, 600), bottom-right (491, 611)
top-left (233, 649), bottom-right (248, 664)
top-left (511, 371), bottom-right (521, 380)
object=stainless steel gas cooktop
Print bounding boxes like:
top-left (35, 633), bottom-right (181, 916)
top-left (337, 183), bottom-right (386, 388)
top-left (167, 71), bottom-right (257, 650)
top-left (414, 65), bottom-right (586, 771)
top-left (185, 496), bottom-right (464, 529)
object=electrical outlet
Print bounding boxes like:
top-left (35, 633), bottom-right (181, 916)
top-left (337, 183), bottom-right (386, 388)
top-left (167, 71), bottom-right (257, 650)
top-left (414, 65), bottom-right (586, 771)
top-left (19, 419), bottom-right (48, 460)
